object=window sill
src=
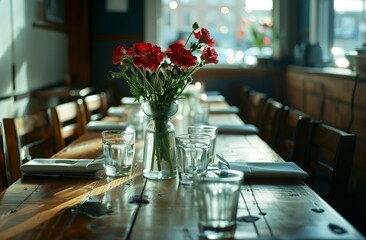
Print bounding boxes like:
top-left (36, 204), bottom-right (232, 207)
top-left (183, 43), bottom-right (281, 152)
top-left (287, 65), bottom-right (356, 78)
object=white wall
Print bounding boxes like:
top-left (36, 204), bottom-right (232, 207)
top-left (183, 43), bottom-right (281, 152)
top-left (0, 0), bottom-right (13, 97)
top-left (0, 0), bottom-right (68, 118)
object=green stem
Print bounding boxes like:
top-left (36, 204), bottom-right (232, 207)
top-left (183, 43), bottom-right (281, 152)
top-left (154, 117), bottom-right (172, 172)
top-left (156, 143), bottom-right (162, 171)
top-left (150, 131), bottom-right (156, 172)
top-left (184, 31), bottom-right (193, 48)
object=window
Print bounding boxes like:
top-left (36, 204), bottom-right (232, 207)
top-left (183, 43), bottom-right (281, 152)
top-left (319, 0), bottom-right (366, 68)
top-left (159, 0), bottom-right (273, 65)
top-left (333, 0), bottom-right (365, 50)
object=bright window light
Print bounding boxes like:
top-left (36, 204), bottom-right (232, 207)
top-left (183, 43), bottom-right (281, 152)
top-left (161, 0), bottom-right (273, 65)
top-left (335, 57), bottom-right (349, 68)
top-left (169, 1), bottom-right (178, 10)
top-left (221, 6), bottom-right (229, 14)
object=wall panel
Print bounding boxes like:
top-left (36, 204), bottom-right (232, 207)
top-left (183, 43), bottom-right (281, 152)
top-left (284, 66), bottom-right (366, 194)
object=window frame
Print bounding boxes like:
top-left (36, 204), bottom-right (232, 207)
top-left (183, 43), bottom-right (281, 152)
top-left (144, 0), bottom-right (278, 66)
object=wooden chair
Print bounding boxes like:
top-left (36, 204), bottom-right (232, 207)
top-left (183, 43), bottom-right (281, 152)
top-left (259, 98), bottom-right (285, 148)
top-left (50, 100), bottom-right (87, 151)
top-left (3, 111), bottom-right (55, 184)
top-left (303, 121), bottom-right (356, 209)
top-left (238, 85), bottom-right (252, 122)
top-left (276, 106), bottom-right (311, 167)
top-left (0, 123), bottom-right (8, 192)
top-left (83, 92), bottom-right (108, 121)
top-left (246, 90), bottom-right (268, 129)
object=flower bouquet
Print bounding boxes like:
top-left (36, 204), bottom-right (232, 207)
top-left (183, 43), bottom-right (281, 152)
top-left (109, 22), bottom-right (218, 179)
top-left (237, 16), bottom-right (272, 55)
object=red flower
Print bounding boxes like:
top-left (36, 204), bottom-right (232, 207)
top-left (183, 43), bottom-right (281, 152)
top-left (128, 43), bottom-right (164, 71)
top-left (167, 42), bottom-right (197, 69)
top-left (262, 37), bottom-right (271, 45)
top-left (236, 28), bottom-right (246, 42)
top-left (193, 28), bottom-right (215, 46)
top-left (201, 46), bottom-right (218, 64)
top-left (261, 21), bottom-right (273, 29)
top-left (109, 22), bottom-right (218, 102)
top-left (112, 45), bottom-right (127, 65)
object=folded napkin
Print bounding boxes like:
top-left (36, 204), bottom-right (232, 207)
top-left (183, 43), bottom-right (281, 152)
top-left (216, 124), bottom-right (259, 135)
top-left (107, 106), bottom-right (126, 117)
top-left (204, 95), bottom-right (225, 103)
top-left (20, 158), bottom-right (104, 174)
top-left (86, 121), bottom-right (127, 131)
top-left (210, 106), bottom-right (239, 114)
top-left (205, 91), bottom-right (221, 96)
top-left (224, 162), bottom-right (308, 179)
top-left (121, 97), bottom-right (140, 105)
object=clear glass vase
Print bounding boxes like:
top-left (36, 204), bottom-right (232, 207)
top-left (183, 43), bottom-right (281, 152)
top-left (142, 100), bottom-right (178, 180)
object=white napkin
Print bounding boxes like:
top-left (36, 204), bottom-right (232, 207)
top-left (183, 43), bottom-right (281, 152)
top-left (210, 106), bottom-right (239, 114)
top-left (226, 162), bottom-right (308, 179)
top-left (20, 158), bottom-right (104, 174)
top-left (107, 106), bottom-right (126, 117)
top-left (204, 95), bottom-right (225, 103)
top-left (216, 124), bottom-right (259, 135)
top-left (86, 121), bottom-right (127, 131)
top-left (121, 97), bottom-right (140, 105)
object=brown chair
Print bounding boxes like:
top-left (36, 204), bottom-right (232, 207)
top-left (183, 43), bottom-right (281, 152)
top-left (238, 85), bottom-right (252, 122)
top-left (303, 121), bottom-right (356, 209)
top-left (0, 123), bottom-right (8, 192)
top-left (276, 106), bottom-right (311, 167)
top-left (246, 90), bottom-right (268, 129)
top-left (3, 111), bottom-right (55, 184)
top-left (83, 92), bottom-right (109, 121)
top-left (259, 98), bottom-right (285, 149)
top-left (50, 100), bottom-right (87, 151)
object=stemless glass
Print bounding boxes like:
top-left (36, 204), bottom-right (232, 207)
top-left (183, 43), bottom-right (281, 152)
top-left (195, 169), bottom-right (244, 239)
top-left (102, 130), bottom-right (135, 177)
top-left (175, 134), bottom-right (211, 185)
top-left (188, 125), bottom-right (218, 166)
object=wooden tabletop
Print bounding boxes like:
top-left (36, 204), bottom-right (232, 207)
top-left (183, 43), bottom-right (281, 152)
top-left (0, 104), bottom-right (364, 239)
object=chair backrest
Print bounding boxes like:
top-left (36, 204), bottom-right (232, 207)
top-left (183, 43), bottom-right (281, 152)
top-left (83, 92), bottom-right (108, 121)
top-left (3, 111), bottom-right (55, 184)
top-left (50, 100), bottom-right (87, 151)
top-left (276, 107), bottom-right (311, 167)
top-left (246, 90), bottom-right (268, 128)
top-left (0, 123), bottom-right (8, 192)
top-left (259, 98), bottom-right (285, 148)
top-left (238, 86), bottom-right (252, 122)
top-left (304, 121), bottom-right (356, 209)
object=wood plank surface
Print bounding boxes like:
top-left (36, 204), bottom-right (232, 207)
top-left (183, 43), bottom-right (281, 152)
top-left (0, 107), bottom-right (364, 239)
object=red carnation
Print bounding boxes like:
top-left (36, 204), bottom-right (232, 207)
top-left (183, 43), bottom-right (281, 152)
top-left (128, 43), bottom-right (164, 71)
top-left (201, 46), bottom-right (219, 64)
top-left (112, 45), bottom-right (127, 65)
top-left (167, 42), bottom-right (197, 69)
top-left (193, 28), bottom-right (215, 46)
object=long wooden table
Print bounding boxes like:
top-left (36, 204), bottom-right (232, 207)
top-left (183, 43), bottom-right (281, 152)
top-left (0, 105), bottom-right (364, 239)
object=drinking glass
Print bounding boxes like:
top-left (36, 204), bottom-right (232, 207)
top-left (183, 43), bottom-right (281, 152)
top-left (190, 102), bottom-right (210, 125)
top-left (175, 134), bottom-right (211, 185)
top-left (188, 125), bottom-right (218, 166)
top-left (101, 130), bottom-right (135, 177)
top-left (195, 169), bottom-right (244, 239)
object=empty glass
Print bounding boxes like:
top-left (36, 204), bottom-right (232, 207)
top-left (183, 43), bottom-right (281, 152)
top-left (175, 134), bottom-right (211, 185)
top-left (188, 125), bottom-right (218, 166)
top-left (195, 169), bottom-right (244, 239)
top-left (189, 103), bottom-right (210, 125)
top-left (102, 130), bottom-right (135, 177)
